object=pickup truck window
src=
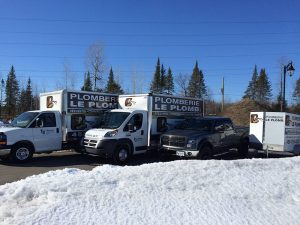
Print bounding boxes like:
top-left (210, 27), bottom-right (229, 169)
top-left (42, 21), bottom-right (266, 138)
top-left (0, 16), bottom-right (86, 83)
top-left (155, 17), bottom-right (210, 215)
top-left (176, 119), bottom-right (213, 132)
top-left (11, 112), bottom-right (39, 128)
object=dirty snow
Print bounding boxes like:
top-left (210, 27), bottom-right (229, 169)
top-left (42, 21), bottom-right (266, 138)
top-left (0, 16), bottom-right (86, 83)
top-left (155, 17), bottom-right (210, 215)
top-left (0, 157), bottom-right (300, 225)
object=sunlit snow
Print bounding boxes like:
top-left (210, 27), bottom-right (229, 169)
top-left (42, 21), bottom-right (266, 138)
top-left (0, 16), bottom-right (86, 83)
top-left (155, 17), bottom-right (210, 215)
top-left (1, 157), bottom-right (300, 225)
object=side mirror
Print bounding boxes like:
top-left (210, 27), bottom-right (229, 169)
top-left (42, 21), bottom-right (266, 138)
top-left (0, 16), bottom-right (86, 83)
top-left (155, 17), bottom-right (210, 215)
top-left (36, 118), bottom-right (43, 127)
top-left (215, 125), bottom-right (224, 133)
top-left (127, 123), bottom-right (134, 132)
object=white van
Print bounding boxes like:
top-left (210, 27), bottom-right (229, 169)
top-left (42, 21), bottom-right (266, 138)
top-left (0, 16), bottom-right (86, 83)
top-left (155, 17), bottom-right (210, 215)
top-left (84, 93), bottom-right (202, 163)
top-left (0, 90), bottom-right (118, 162)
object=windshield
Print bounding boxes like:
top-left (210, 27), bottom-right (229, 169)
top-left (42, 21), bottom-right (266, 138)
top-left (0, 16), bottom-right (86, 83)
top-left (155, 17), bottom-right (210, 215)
top-left (175, 119), bottom-right (213, 132)
top-left (99, 112), bottom-right (130, 129)
top-left (11, 112), bottom-right (39, 128)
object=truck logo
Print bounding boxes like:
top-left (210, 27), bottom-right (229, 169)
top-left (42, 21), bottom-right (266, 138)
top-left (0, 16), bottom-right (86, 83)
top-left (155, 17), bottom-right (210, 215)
top-left (250, 114), bottom-right (260, 123)
top-left (125, 98), bottom-right (136, 107)
top-left (46, 96), bottom-right (57, 108)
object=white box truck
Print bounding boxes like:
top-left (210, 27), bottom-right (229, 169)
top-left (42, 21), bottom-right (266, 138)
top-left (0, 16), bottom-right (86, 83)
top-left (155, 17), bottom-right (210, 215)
top-left (84, 93), bottom-right (203, 164)
top-left (0, 90), bottom-right (118, 162)
top-left (249, 112), bottom-right (300, 155)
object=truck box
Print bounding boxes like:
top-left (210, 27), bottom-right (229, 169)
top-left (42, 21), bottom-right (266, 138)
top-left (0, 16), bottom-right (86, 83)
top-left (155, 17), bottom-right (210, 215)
top-left (0, 89), bottom-right (118, 163)
top-left (249, 112), bottom-right (300, 154)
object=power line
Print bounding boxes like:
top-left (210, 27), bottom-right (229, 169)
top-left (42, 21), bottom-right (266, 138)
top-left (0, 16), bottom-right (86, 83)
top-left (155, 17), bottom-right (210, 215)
top-left (0, 53), bottom-right (299, 60)
top-left (1, 17), bottom-right (299, 24)
top-left (2, 31), bottom-right (300, 37)
top-left (0, 41), bottom-right (299, 47)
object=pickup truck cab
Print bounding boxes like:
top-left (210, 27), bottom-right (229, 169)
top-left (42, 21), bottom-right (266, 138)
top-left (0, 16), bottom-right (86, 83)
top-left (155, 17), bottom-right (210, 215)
top-left (160, 117), bottom-right (249, 159)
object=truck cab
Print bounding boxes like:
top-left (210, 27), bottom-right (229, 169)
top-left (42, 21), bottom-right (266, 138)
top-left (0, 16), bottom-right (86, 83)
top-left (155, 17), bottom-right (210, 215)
top-left (0, 110), bottom-right (62, 162)
top-left (84, 109), bottom-right (149, 164)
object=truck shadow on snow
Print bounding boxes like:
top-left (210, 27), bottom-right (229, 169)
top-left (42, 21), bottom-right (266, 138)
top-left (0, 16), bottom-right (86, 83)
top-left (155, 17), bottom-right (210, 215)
top-left (0, 149), bottom-right (296, 168)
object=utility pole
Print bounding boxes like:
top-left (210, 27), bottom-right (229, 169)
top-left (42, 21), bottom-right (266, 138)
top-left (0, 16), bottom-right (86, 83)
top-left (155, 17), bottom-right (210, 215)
top-left (221, 76), bottom-right (224, 112)
top-left (280, 64), bottom-right (283, 112)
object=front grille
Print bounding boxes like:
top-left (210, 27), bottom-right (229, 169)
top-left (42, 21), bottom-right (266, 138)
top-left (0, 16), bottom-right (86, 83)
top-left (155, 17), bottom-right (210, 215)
top-left (84, 138), bottom-right (97, 148)
top-left (161, 135), bottom-right (186, 148)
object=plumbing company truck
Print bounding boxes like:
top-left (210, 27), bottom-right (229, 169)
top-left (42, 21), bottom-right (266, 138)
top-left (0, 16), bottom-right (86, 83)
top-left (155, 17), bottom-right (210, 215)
top-left (84, 93), bottom-right (203, 164)
top-left (249, 112), bottom-right (300, 155)
top-left (0, 89), bottom-right (118, 162)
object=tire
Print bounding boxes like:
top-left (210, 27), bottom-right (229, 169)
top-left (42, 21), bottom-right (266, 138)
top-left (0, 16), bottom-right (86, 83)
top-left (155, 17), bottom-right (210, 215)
top-left (113, 144), bottom-right (130, 165)
top-left (11, 144), bottom-right (33, 163)
top-left (198, 145), bottom-right (212, 160)
top-left (238, 139), bottom-right (249, 158)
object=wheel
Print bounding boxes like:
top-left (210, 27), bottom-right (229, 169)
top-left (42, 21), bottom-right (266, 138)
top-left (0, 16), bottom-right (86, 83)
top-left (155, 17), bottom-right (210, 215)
top-left (198, 145), bottom-right (212, 160)
top-left (113, 144), bottom-right (130, 165)
top-left (238, 139), bottom-right (249, 158)
top-left (11, 144), bottom-right (33, 163)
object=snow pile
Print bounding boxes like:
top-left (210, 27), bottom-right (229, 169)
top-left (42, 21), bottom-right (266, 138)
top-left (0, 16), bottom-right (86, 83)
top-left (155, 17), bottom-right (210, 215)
top-left (1, 157), bottom-right (300, 225)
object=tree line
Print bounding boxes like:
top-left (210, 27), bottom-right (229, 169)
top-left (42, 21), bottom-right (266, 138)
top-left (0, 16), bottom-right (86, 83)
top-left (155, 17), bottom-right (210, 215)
top-left (2, 58), bottom-right (299, 120)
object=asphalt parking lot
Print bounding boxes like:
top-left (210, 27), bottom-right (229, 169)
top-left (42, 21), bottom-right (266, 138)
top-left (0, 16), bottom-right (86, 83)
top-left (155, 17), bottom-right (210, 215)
top-left (0, 149), bottom-right (295, 185)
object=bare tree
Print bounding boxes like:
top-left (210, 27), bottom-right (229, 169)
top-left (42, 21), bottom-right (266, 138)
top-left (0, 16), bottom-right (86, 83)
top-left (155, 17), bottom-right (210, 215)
top-left (86, 42), bottom-right (106, 91)
top-left (130, 66), bottom-right (146, 94)
top-left (175, 73), bottom-right (190, 97)
top-left (63, 60), bottom-right (77, 90)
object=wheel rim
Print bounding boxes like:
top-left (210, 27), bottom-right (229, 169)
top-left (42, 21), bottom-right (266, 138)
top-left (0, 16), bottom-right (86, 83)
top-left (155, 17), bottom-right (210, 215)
top-left (16, 147), bottom-right (30, 161)
top-left (118, 148), bottom-right (128, 162)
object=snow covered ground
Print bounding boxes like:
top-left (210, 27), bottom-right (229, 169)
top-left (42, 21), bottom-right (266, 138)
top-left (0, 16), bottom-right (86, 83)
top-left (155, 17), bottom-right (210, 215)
top-left (0, 157), bottom-right (300, 225)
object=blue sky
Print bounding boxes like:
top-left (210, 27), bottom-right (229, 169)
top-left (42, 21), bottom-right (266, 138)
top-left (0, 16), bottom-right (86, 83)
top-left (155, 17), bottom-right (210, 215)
top-left (0, 0), bottom-right (299, 103)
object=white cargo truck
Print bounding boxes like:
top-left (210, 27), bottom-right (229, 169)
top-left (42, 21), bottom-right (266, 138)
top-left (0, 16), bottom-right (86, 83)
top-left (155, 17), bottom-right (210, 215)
top-left (0, 90), bottom-right (118, 162)
top-left (249, 112), bottom-right (300, 155)
top-left (84, 93), bottom-right (203, 164)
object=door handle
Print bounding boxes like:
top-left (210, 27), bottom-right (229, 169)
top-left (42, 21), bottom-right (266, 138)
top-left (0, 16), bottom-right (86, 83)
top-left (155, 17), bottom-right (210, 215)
top-left (56, 128), bottom-right (59, 133)
top-left (141, 130), bottom-right (144, 135)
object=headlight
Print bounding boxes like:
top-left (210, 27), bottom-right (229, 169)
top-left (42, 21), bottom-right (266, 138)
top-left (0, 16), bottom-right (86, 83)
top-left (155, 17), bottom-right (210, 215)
top-left (187, 139), bottom-right (196, 148)
top-left (0, 132), bottom-right (7, 145)
top-left (104, 130), bottom-right (118, 137)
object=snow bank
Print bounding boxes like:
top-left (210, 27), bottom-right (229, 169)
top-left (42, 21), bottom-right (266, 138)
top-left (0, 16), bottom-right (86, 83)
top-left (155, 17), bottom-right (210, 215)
top-left (1, 157), bottom-right (300, 225)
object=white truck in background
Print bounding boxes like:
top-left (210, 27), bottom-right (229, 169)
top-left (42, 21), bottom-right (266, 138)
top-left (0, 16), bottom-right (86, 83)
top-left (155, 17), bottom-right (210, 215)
top-left (0, 90), bottom-right (118, 162)
top-left (84, 93), bottom-right (203, 164)
top-left (249, 112), bottom-right (300, 155)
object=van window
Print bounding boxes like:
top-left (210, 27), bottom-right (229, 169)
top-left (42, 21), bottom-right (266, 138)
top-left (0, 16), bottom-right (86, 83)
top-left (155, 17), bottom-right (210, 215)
top-left (30, 113), bottom-right (56, 128)
top-left (71, 114), bottom-right (86, 130)
top-left (157, 117), bottom-right (168, 132)
top-left (124, 113), bottom-right (143, 132)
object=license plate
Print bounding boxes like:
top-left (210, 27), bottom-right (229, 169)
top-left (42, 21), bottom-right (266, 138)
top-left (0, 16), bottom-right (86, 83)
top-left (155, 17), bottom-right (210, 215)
top-left (176, 151), bottom-right (185, 157)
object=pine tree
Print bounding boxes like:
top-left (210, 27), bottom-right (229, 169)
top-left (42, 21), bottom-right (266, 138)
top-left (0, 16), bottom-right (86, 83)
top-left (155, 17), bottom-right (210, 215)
top-left (293, 77), bottom-right (300, 104)
top-left (5, 66), bottom-right (19, 118)
top-left (160, 64), bottom-right (166, 94)
top-left (187, 61), bottom-right (207, 98)
top-left (81, 71), bottom-right (93, 91)
top-left (150, 58), bottom-right (161, 93)
top-left (105, 67), bottom-right (124, 94)
top-left (256, 68), bottom-right (272, 103)
top-left (243, 65), bottom-right (258, 100)
top-left (165, 67), bottom-right (174, 95)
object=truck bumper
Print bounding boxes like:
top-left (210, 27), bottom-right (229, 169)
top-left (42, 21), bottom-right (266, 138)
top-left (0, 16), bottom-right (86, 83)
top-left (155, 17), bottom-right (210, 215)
top-left (85, 139), bottom-right (117, 158)
top-left (161, 146), bottom-right (199, 157)
top-left (0, 148), bottom-right (11, 156)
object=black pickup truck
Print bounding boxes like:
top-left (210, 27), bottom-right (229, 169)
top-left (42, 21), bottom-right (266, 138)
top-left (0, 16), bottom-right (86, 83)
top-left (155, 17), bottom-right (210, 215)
top-left (160, 117), bottom-right (249, 159)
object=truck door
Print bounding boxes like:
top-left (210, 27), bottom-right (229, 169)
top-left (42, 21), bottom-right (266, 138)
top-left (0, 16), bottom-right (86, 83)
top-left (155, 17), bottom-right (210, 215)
top-left (123, 112), bottom-right (148, 153)
top-left (29, 112), bottom-right (62, 152)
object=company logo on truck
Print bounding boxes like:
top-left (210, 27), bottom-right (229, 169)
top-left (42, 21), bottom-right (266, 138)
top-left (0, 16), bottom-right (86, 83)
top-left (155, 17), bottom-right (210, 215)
top-left (153, 95), bottom-right (202, 113)
top-left (46, 96), bottom-right (57, 108)
top-left (125, 98), bottom-right (136, 107)
top-left (67, 92), bottom-right (118, 113)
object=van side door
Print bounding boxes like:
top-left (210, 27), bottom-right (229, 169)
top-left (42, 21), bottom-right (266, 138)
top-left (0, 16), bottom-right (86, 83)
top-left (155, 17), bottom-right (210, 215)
top-left (29, 112), bottom-right (62, 152)
top-left (123, 112), bottom-right (148, 153)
